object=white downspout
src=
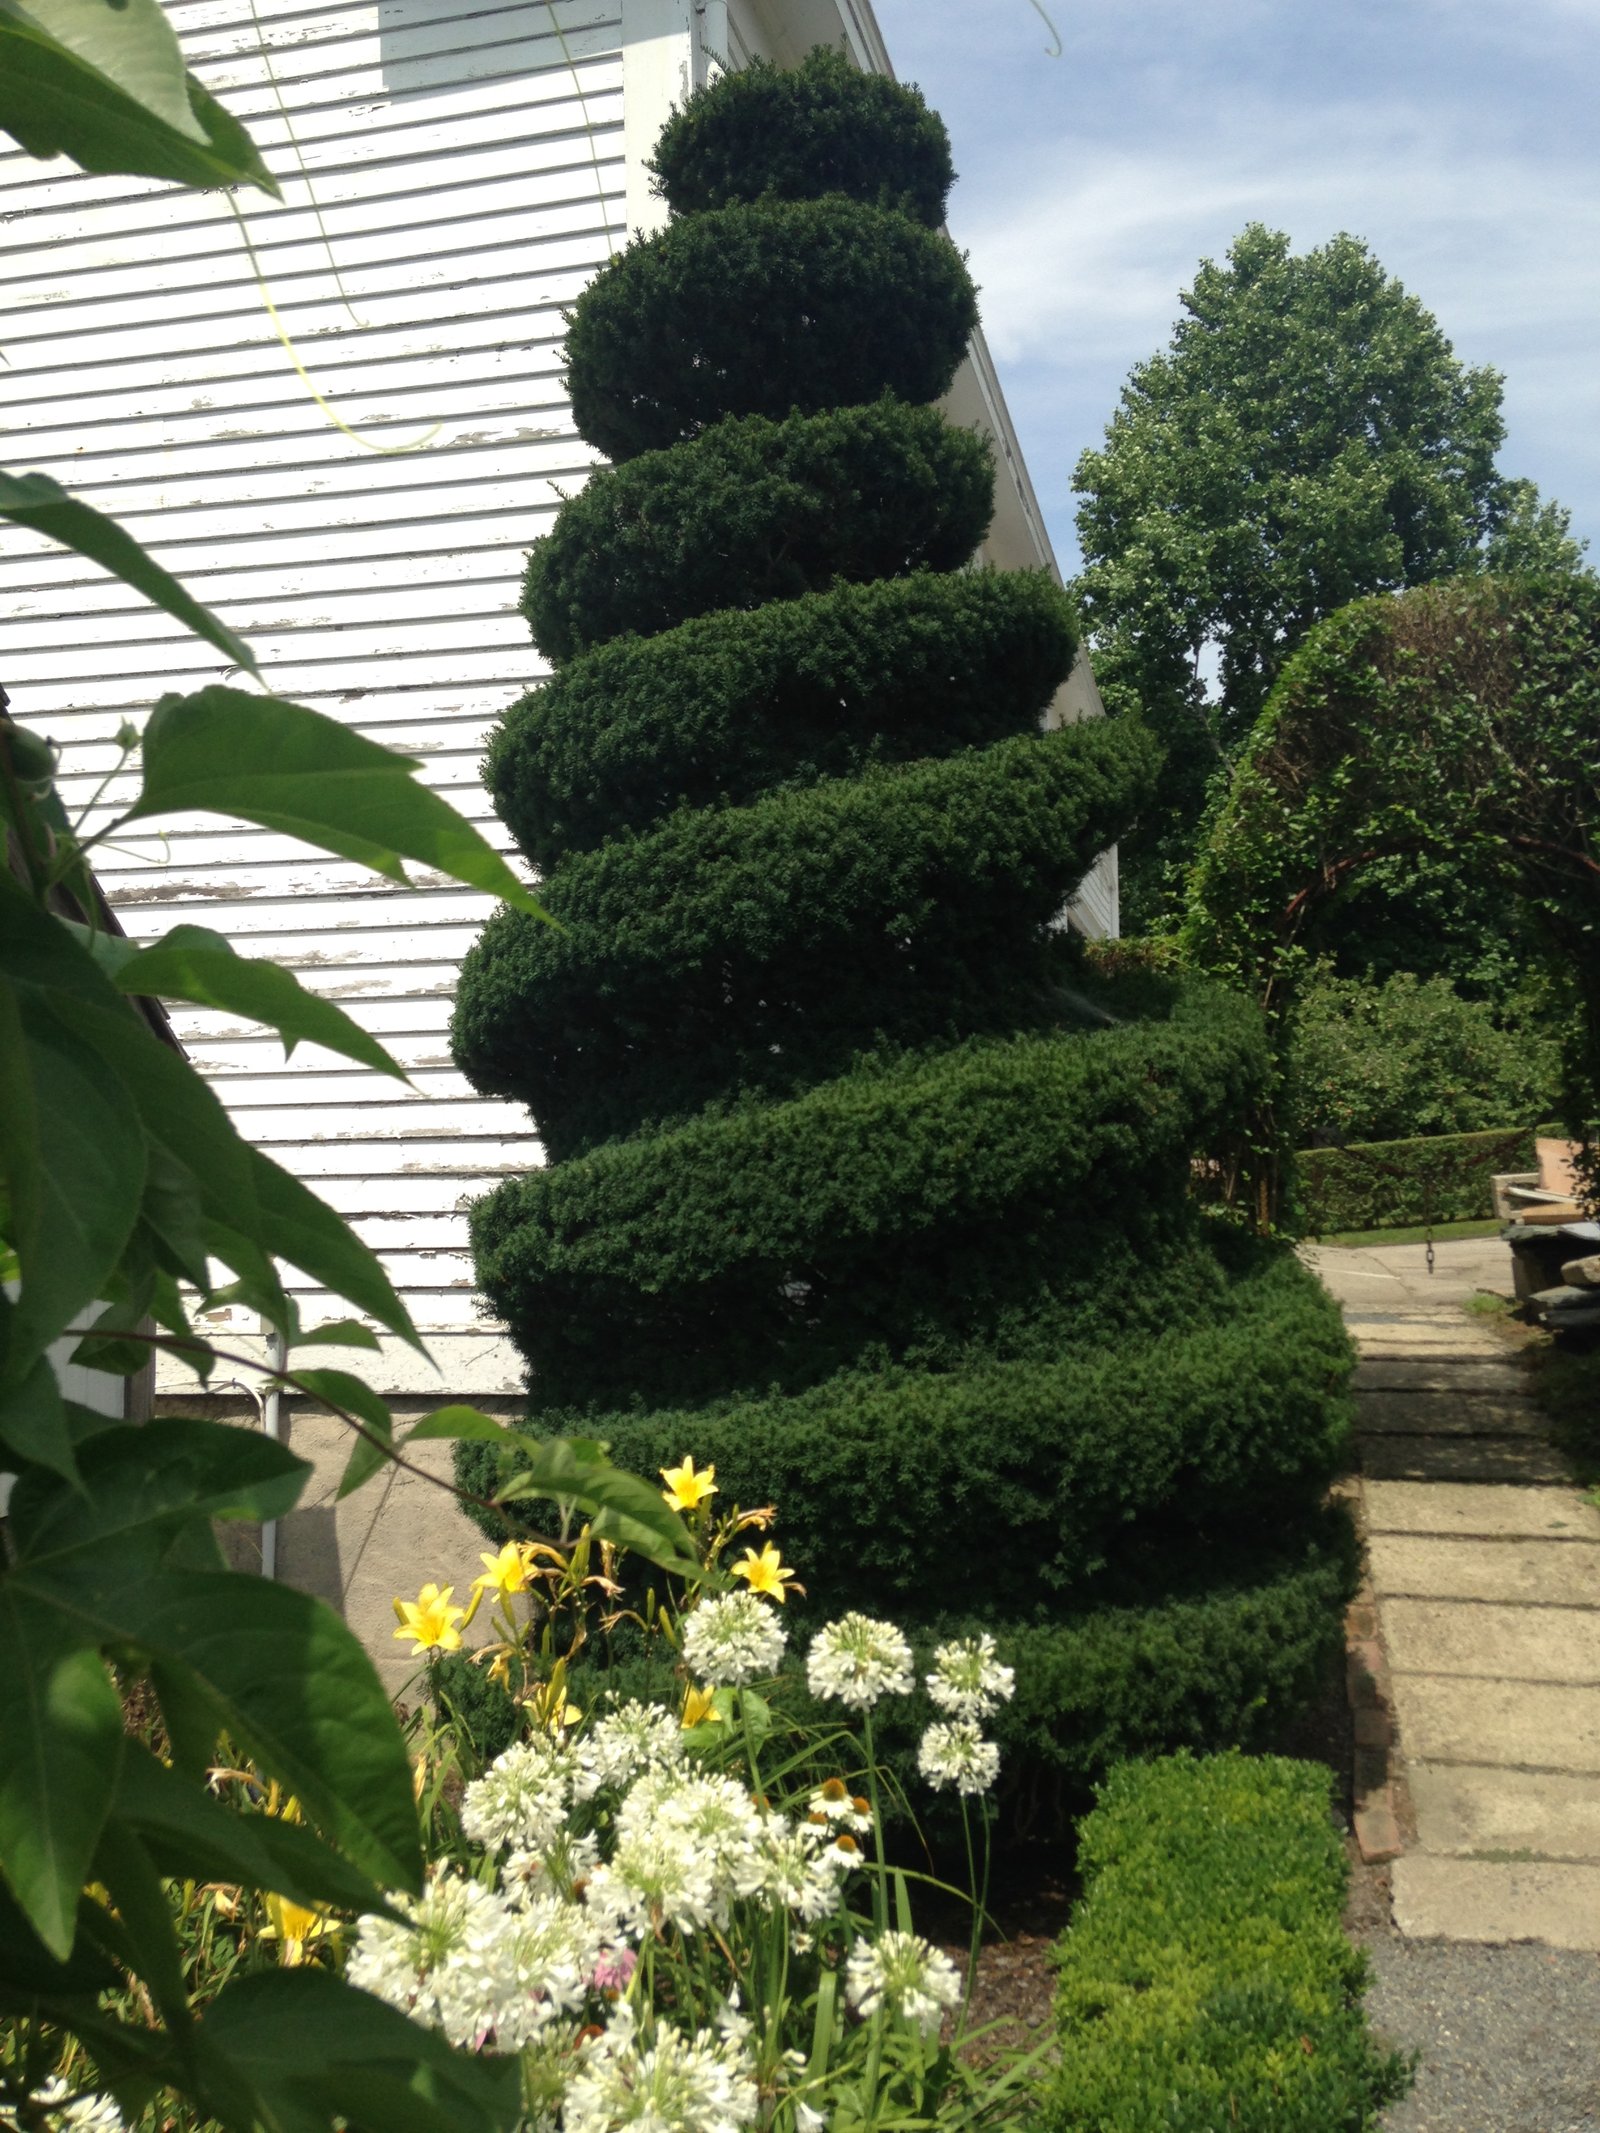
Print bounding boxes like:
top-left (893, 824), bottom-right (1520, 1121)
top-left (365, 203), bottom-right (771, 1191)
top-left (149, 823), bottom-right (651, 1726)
top-left (261, 1328), bottom-right (287, 1579)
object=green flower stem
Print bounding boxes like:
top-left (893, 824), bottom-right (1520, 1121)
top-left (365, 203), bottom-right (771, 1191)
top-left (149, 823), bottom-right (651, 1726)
top-left (860, 1708), bottom-right (890, 1934)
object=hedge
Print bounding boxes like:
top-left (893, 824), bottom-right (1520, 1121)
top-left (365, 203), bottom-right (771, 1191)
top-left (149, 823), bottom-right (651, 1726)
top-left (453, 718), bottom-right (1158, 1153)
top-left (1040, 1753), bottom-right (1411, 2131)
top-left (565, 198), bottom-right (977, 462)
top-left (1297, 1125), bottom-right (1537, 1233)
top-left (486, 569), bottom-right (1078, 867)
top-left (649, 49), bottom-right (954, 227)
top-left (521, 398), bottom-right (994, 663)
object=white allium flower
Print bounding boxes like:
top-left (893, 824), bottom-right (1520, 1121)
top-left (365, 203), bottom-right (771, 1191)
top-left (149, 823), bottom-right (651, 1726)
top-left (794, 2105), bottom-right (827, 2133)
top-left (806, 1614), bottom-right (913, 1710)
top-left (682, 1591), bottom-right (787, 1688)
top-left (461, 1736), bottom-right (570, 1855)
top-left (566, 2013), bottom-right (758, 2133)
top-left (34, 2079), bottom-right (124, 2133)
top-left (573, 1699), bottom-right (685, 1803)
top-left (758, 1813), bottom-right (857, 1924)
top-left (348, 1868), bottom-right (596, 2049)
top-left (925, 1633), bottom-right (1014, 1721)
top-left (844, 1930), bottom-right (962, 2036)
top-left (584, 1767), bottom-right (766, 1939)
top-left (505, 1828), bottom-right (601, 1906)
top-left (347, 1869), bottom-right (516, 2046)
top-left (917, 1720), bottom-right (1000, 1796)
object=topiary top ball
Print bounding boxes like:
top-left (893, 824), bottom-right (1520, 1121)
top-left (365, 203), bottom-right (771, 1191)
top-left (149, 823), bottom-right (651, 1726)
top-left (649, 46), bottom-right (956, 229)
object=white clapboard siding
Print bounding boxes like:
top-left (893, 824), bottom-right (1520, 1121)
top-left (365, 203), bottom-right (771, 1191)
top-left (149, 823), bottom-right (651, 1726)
top-left (3, 0), bottom-right (631, 1382)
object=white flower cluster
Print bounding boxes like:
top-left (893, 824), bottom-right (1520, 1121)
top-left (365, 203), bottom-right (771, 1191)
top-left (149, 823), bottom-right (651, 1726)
top-left (572, 1699), bottom-right (685, 1802)
top-left (33, 2079), bottom-right (124, 2133)
top-left (461, 1735), bottom-right (571, 1854)
top-left (565, 2003), bottom-right (757, 2133)
top-left (844, 1931), bottom-right (962, 2037)
top-left (916, 1720), bottom-right (1000, 1796)
top-left (805, 1614), bottom-right (913, 1710)
top-left (585, 1766), bottom-right (767, 1938)
top-left (348, 1867), bottom-right (594, 2049)
top-left (925, 1633), bottom-right (1014, 1720)
top-left (682, 1591), bottom-right (788, 1687)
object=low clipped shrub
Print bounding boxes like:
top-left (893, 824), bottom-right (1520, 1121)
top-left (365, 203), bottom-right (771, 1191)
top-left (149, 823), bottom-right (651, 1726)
top-left (1041, 1753), bottom-right (1411, 2131)
top-left (566, 198), bottom-right (977, 462)
top-left (1297, 1125), bottom-right (1537, 1234)
top-left (522, 397), bottom-right (993, 662)
top-left (649, 47), bottom-right (954, 226)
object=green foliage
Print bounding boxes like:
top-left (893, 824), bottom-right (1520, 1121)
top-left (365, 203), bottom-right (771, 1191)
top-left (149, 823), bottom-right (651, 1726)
top-left (455, 718), bottom-right (1158, 1156)
top-left (521, 397), bottom-right (994, 663)
top-left (566, 198), bottom-right (977, 463)
top-left (1185, 573), bottom-right (1600, 1219)
top-left (487, 568), bottom-right (1078, 868)
top-left (460, 54), bottom-right (1358, 1793)
top-left (1041, 1753), bottom-right (1411, 2130)
top-left (649, 47), bottom-right (954, 227)
top-left (1072, 224), bottom-right (1575, 925)
top-left (1289, 966), bottom-right (1562, 1145)
top-left (1297, 1127), bottom-right (1538, 1235)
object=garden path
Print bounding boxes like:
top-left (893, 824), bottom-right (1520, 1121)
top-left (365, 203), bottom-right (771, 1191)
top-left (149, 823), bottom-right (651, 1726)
top-left (1304, 1235), bottom-right (1600, 1949)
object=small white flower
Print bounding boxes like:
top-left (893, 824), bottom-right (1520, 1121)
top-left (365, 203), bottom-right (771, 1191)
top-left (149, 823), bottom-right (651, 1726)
top-left (844, 1930), bottom-right (961, 2036)
top-left (804, 1778), bottom-right (872, 1834)
top-left (493, 1892), bottom-right (599, 2047)
top-left (584, 1768), bottom-right (766, 1938)
top-left (682, 1592), bottom-right (787, 1688)
top-left (461, 1736), bottom-right (570, 1855)
top-left (794, 2105), bottom-right (827, 2133)
top-left (574, 1699), bottom-right (685, 1802)
top-left (565, 2012), bottom-right (758, 2133)
top-left (925, 1633), bottom-right (1014, 1721)
top-left (33, 2079), bottom-right (123, 2133)
top-left (806, 1614), bottom-right (913, 1709)
top-left (346, 1869), bottom-right (514, 2046)
top-left (757, 1812), bottom-right (855, 1923)
top-left (917, 1720), bottom-right (1000, 1796)
top-left (504, 1828), bottom-right (600, 1905)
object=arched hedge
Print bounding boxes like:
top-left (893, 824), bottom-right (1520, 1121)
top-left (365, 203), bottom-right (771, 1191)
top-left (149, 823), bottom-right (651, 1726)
top-left (453, 48), bottom-right (1357, 1788)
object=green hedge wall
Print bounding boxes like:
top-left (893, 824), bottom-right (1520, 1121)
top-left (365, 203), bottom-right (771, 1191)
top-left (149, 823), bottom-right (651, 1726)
top-left (1041, 1753), bottom-right (1411, 2130)
top-left (1298, 1125), bottom-right (1537, 1233)
top-left (565, 198), bottom-right (977, 462)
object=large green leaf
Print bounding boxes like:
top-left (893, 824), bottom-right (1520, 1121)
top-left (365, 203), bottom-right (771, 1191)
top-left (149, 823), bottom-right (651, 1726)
top-left (84, 924), bottom-right (408, 1081)
top-left (0, 1876), bottom-right (118, 2000)
top-left (131, 688), bottom-right (546, 914)
top-left (0, 1588), bottom-right (124, 1957)
top-left (199, 1969), bottom-right (521, 2133)
top-left (412, 1412), bottom-right (699, 1575)
top-left (0, 1355), bottom-right (79, 1486)
top-left (0, 476), bottom-right (258, 669)
top-left (4, 0), bottom-right (200, 142)
top-left (92, 1824), bottom-right (188, 2023)
top-left (289, 1369), bottom-right (394, 1499)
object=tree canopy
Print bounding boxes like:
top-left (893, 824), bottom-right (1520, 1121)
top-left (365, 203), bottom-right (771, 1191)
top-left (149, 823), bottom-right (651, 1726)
top-left (1073, 224), bottom-right (1588, 925)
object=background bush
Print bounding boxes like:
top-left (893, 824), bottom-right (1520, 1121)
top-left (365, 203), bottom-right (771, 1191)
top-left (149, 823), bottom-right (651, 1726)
top-left (1297, 1126), bottom-right (1537, 1234)
top-left (1041, 1753), bottom-right (1411, 2131)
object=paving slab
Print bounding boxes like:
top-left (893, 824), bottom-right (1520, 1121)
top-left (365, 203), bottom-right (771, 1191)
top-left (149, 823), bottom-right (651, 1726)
top-left (1394, 1676), bottom-right (1600, 1772)
top-left (1357, 1391), bottom-right (1546, 1436)
top-left (1383, 1597), bottom-right (1600, 1682)
top-left (1407, 1762), bottom-right (1600, 1863)
top-left (1391, 1854), bottom-right (1600, 1951)
top-left (1369, 1533), bottom-right (1600, 1608)
top-left (1355, 1358), bottom-right (1531, 1391)
top-left (1360, 1436), bottom-right (1574, 1484)
top-left (1364, 1481), bottom-right (1600, 1540)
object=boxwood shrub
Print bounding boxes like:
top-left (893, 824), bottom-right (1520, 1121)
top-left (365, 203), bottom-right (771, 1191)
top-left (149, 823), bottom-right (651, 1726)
top-left (1297, 1125), bottom-right (1537, 1233)
top-left (1041, 1753), bottom-right (1411, 2131)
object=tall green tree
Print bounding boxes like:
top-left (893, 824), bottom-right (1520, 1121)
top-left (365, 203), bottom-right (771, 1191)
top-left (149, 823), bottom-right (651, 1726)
top-left (1074, 223), bottom-right (1586, 927)
top-left (453, 53), bottom-right (1358, 1800)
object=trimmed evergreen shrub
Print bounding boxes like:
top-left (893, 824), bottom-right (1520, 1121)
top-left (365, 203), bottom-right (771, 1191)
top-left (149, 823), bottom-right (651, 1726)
top-left (454, 48), bottom-right (1357, 1787)
top-left (1041, 1753), bottom-right (1411, 2130)
top-left (650, 48), bottom-right (954, 226)
top-left (566, 199), bottom-right (977, 462)
top-left (1298, 1125), bottom-right (1538, 1234)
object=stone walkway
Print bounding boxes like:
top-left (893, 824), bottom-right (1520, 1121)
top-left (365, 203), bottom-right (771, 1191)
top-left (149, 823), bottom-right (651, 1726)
top-left (1303, 1237), bottom-right (1600, 1949)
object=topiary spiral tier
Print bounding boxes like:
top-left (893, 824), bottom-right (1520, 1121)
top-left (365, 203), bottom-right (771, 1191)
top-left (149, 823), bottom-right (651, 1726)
top-left (452, 48), bottom-right (1355, 1789)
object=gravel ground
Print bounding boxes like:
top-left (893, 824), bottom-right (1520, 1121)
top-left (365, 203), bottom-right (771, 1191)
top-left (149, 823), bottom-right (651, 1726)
top-left (1360, 1936), bottom-right (1600, 2132)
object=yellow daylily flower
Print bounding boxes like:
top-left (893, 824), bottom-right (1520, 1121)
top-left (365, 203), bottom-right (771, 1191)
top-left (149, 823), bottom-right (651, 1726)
top-left (261, 1890), bottom-right (337, 1965)
top-left (660, 1457), bottom-right (718, 1512)
top-left (682, 1684), bottom-right (722, 1729)
top-left (391, 1582), bottom-right (465, 1654)
top-left (731, 1542), bottom-right (796, 1604)
top-left (472, 1540), bottom-right (536, 1596)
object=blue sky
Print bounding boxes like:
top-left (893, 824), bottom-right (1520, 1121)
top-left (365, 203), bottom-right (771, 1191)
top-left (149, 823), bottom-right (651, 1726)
top-left (872, 0), bottom-right (1600, 580)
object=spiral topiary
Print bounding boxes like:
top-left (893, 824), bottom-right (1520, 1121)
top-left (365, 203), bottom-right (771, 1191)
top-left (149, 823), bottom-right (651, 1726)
top-left (452, 48), bottom-right (1356, 1790)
